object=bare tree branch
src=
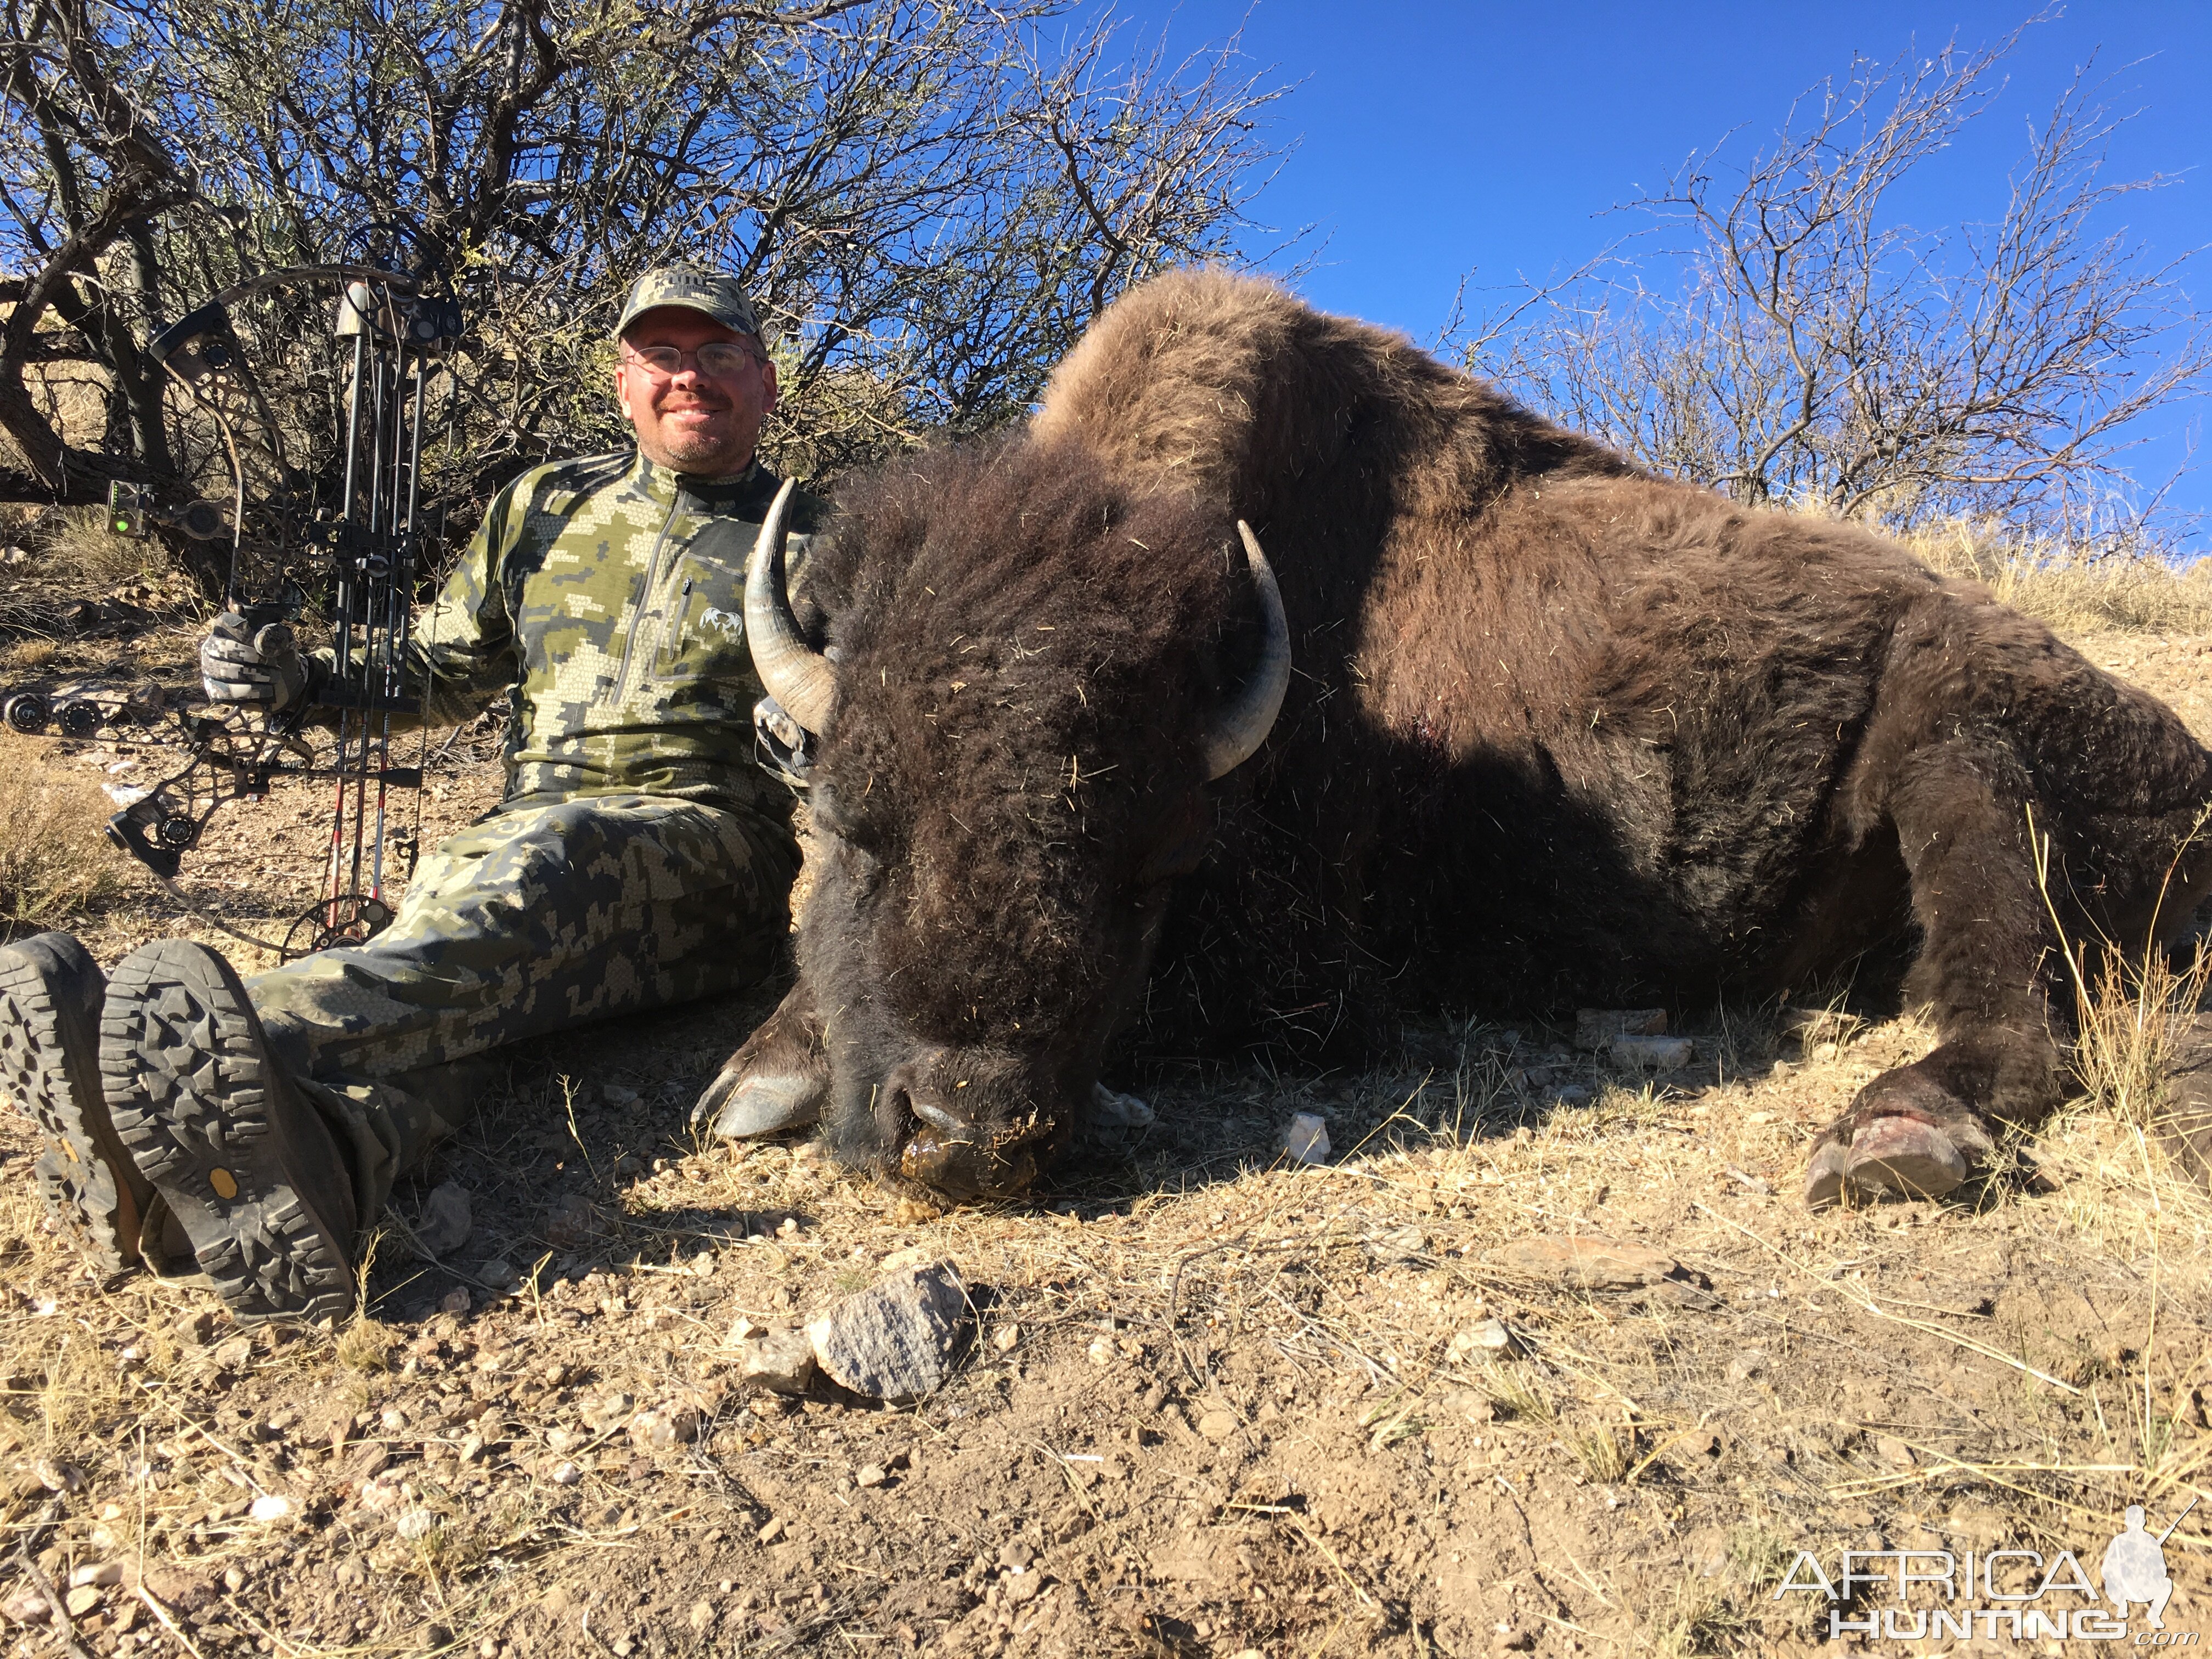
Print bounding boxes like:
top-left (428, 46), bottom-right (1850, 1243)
top-left (1463, 21), bottom-right (2210, 548)
top-left (0, 0), bottom-right (1293, 581)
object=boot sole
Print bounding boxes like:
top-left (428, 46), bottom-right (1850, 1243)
top-left (0, 941), bottom-right (148, 1277)
top-left (100, 941), bottom-right (353, 1325)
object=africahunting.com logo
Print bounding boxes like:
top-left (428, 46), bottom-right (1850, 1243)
top-left (1774, 1499), bottom-right (2197, 1644)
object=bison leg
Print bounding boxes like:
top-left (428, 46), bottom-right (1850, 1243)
top-left (1804, 737), bottom-right (2064, 1209)
top-left (692, 977), bottom-right (828, 1141)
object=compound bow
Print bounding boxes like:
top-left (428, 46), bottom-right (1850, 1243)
top-left (1, 222), bottom-right (465, 959)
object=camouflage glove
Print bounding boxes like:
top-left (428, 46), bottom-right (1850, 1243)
top-left (200, 612), bottom-right (309, 712)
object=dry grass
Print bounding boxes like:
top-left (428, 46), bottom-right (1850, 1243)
top-left (33, 506), bottom-right (170, 590)
top-left (2033, 801), bottom-right (2212, 1126)
top-left (2065, 937), bottom-right (2212, 1126)
top-left (0, 734), bottom-right (128, 933)
top-left (0, 551), bottom-right (2202, 1652)
top-left (4, 992), bottom-right (2212, 1652)
top-left (1905, 517), bottom-right (2212, 634)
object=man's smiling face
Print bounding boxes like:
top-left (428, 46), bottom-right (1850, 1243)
top-left (614, 305), bottom-right (780, 478)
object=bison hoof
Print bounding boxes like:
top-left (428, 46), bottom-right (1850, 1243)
top-left (1802, 1116), bottom-right (1972, 1209)
top-left (692, 1066), bottom-right (825, 1141)
top-left (1843, 1115), bottom-right (1971, 1201)
top-left (1801, 1141), bottom-right (1853, 1210)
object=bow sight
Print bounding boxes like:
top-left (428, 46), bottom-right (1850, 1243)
top-left (2, 223), bottom-right (466, 959)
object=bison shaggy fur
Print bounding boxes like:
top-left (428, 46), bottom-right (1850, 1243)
top-left (717, 269), bottom-right (2212, 1206)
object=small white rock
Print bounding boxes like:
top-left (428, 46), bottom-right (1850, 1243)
top-left (396, 1508), bottom-right (438, 1541)
top-left (1452, 1317), bottom-right (1516, 1356)
top-left (735, 1328), bottom-right (817, 1396)
top-left (550, 1462), bottom-right (582, 1487)
top-left (1282, 1112), bottom-right (1331, 1164)
top-left (248, 1493), bottom-right (294, 1523)
top-left (356, 1476), bottom-right (404, 1513)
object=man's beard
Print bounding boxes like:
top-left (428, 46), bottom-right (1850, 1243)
top-left (653, 419), bottom-right (744, 473)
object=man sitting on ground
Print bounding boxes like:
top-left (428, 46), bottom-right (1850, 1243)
top-left (0, 266), bottom-right (820, 1324)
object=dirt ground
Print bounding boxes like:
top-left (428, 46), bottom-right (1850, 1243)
top-left (0, 618), bottom-right (2209, 1658)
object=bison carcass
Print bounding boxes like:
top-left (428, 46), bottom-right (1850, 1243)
top-left (702, 269), bottom-right (2212, 1207)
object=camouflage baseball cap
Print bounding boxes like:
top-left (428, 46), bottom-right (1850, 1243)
top-left (615, 264), bottom-right (762, 340)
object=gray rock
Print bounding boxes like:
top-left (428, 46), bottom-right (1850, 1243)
top-left (544, 1193), bottom-right (598, 1249)
top-left (1448, 1317), bottom-right (1517, 1357)
top-left (806, 1261), bottom-right (971, 1402)
top-left (415, 1182), bottom-right (472, 1257)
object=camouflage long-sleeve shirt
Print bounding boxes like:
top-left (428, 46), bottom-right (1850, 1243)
top-left (325, 450), bottom-right (821, 817)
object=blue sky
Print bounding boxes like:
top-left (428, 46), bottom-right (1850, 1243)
top-left (1112, 2), bottom-right (2212, 547)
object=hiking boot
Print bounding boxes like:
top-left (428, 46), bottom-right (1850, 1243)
top-left (101, 939), bottom-right (358, 1324)
top-left (0, 932), bottom-right (153, 1277)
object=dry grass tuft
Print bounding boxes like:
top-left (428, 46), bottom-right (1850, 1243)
top-left (1904, 518), bottom-right (2212, 635)
top-left (0, 735), bottom-right (128, 933)
top-left (1653, 1570), bottom-right (1754, 1658)
top-left (32, 506), bottom-right (170, 589)
top-left (1481, 1359), bottom-right (1555, 1426)
top-left (2067, 936), bottom-right (2211, 1126)
top-left (1561, 1418), bottom-right (1638, 1483)
top-left (2034, 802), bottom-right (2212, 1127)
top-left (33, 1324), bottom-right (128, 1447)
top-left (335, 1317), bottom-right (398, 1374)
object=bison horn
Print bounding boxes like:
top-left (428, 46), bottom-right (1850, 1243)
top-left (744, 477), bottom-right (837, 735)
top-left (1200, 522), bottom-right (1293, 780)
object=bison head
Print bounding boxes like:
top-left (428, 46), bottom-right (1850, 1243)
top-left (745, 445), bottom-right (1289, 1200)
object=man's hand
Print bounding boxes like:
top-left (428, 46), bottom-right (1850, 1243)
top-left (200, 612), bottom-right (309, 712)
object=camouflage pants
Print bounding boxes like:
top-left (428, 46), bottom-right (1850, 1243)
top-left (244, 792), bottom-right (798, 1226)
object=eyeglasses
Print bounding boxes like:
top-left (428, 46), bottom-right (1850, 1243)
top-left (622, 341), bottom-right (763, 379)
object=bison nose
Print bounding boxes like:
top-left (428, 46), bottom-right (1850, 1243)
top-left (883, 1053), bottom-right (1064, 1201)
top-left (883, 1058), bottom-right (964, 1136)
